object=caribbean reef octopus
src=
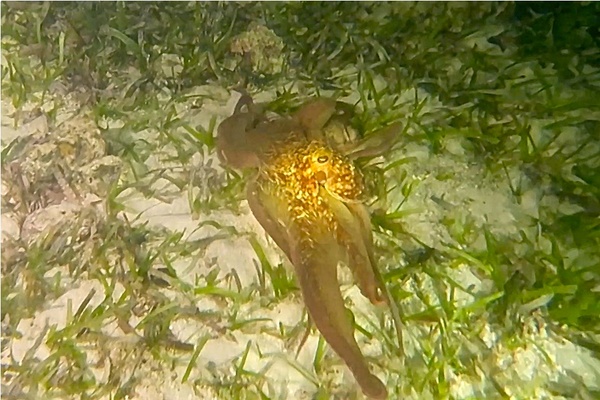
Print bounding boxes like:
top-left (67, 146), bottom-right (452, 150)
top-left (216, 93), bottom-right (402, 399)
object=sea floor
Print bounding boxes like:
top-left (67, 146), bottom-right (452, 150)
top-left (2, 3), bottom-right (599, 399)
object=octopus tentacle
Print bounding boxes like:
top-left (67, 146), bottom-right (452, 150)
top-left (290, 234), bottom-right (388, 400)
top-left (324, 189), bottom-right (405, 353)
top-left (344, 122), bottom-right (404, 160)
top-left (246, 179), bottom-right (292, 259)
top-left (216, 95), bottom-right (263, 169)
top-left (323, 189), bottom-right (386, 305)
top-left (293, 97), bottom-right (337, 134)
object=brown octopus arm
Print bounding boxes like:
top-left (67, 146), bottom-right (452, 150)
top-left (293, 97), bottom-right (337, 132)
top-left (323, 189), bottom-right (386, 305)
top-left (345, 201), bottom-right (405, 354)
top-left (344, 122), bottom-right (404, 160)
top-left (218, 95), bottom-right (315, 169)
top-left (216, 94), bottom-right (264, 169)
top-left (296, 99), bottom-right (404, 161)
top-left (324, 190), bottom-right (405, 355)
top-left (289, 231), bottom-right (388, 400)
top-left (246, 179), bottom-right (292, 258)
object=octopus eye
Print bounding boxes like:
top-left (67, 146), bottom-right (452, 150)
top-left (317, 155), bottom-right (329, 163)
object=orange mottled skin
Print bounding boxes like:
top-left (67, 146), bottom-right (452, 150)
top-left (262, 140), bottom-right (363, 243)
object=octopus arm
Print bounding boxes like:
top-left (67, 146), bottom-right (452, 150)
top-left (216, 96), bottom-right (263, 169)
top-left (344, 122), bottom-right (404, 160)
top-left (345, 201), bottom-right (405, 354)
top-left (322, 189), bottom-right (386, 305)
top-left (325, 190), bottom-right (405, 354)
top-left (289, 229), bottom-right (388, 400)
top-left (292, 97), bottom-right (338, 142)
top-left (246, 179), bottom-right (293, 259)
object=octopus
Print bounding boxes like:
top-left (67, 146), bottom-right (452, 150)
top-left (216, 93), bottom-right (402, 399)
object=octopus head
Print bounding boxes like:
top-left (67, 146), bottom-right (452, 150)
top-left (306, 142), bottom-right (364, 203)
